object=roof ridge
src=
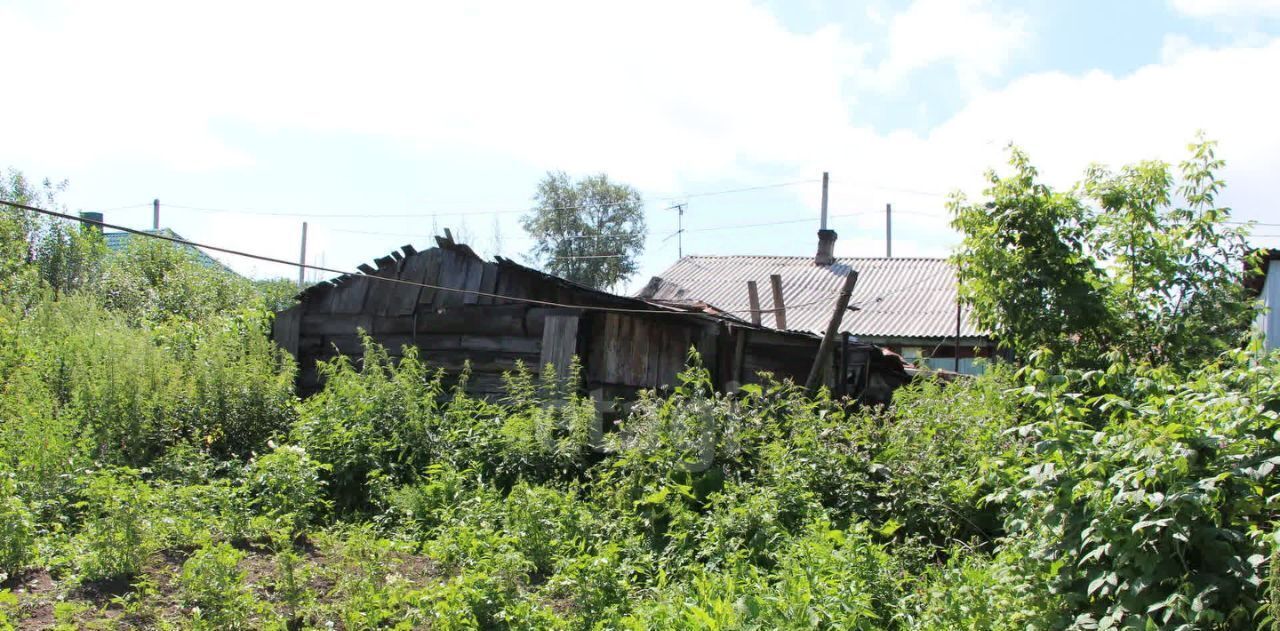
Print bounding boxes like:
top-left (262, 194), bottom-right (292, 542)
top-left (679, 254), bottom-right (950, 262)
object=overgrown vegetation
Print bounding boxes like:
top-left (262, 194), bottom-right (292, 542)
top-left (1, 150), bottom-right (1277, 629)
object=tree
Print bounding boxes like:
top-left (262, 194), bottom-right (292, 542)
top-left (950, 136), bottom-right (1257, 369)
top-left (521, 171), bottom-right (646, 290)
top-left (0, 168), bottom-right (105, 300)
top-left (949, 148), bottom-right (1111, 364)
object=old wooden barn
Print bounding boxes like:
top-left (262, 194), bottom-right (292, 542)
top-left (272, 234), bottom-right (909, 411)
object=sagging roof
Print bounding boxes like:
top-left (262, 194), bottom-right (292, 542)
top-left (293, 236), bottom-right (821, 342)
top-left (639, 255), bottom-right (987, 341)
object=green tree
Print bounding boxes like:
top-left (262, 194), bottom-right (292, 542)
top-left (950, 137), bottom-right (1257, 369)
top-left (521, 171), bottom-right (646, 290)
top-left (949, 147), bottom-right (1110, 363)
top-left (0, 168), bottom-right (105, 299)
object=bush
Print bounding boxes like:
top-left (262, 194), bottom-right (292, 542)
top-left (245, 444), bottom-right (328, 533)
top-left (73, 468), bottom-right (153, 581)
top-left (178, 541), bottom-right (256, 629)
top-left (0, 471), bottom-right (34, 581)
top-left (997, 350), bottom-right (1280, 629)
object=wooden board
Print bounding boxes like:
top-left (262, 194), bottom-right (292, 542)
top-left (416, 250), bottom-right (443, 308)
top-left (433, 250), bottom-right (468, 308)
top-left (387, 252), bottom-right (432, 316)
top-left (272, 305), bottom-right (302, 356)
top-left (476, 263), bottom-right (498, 305)
top-left (461, 258), bottom-right (485, 305)
top-left (540, 315), bottom-right (580, 380)
top-left (413, 304), bottom-right (528, 337)
top-left (331, 276), bottom-right (371, 314)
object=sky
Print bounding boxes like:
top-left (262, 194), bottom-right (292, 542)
top-left (3, 0), bottom-right (1279, 292)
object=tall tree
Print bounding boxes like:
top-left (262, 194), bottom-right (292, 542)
top-left (521, 171), bottom-right (646, 290)
top-left (949, 137), bottom-right (1257, 369)
top-left (0, 169), bottom-right (104, 299)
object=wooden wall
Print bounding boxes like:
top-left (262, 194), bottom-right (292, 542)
top-left (275, 239), bottom-right (753, 400)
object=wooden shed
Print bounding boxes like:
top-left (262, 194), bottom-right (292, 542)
top-left (272, 235), bottom-right (909, 411)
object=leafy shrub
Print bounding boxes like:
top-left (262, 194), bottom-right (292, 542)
top-left (178, 541), bottom-right (256, 629)
top-left (293, 342), bottom-right (448, 512)
top-left (73, 468), bottom-right (153, 581)
top-left (0, 471), bottom-right (35, 581)
top-left (245, 443), bottom-right (328, 533)
top-left (997, 350), bottom-right (1280, 629)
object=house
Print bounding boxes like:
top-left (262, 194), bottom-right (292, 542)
top-left (1249, 249), bottom-right (1280, 352)
top-left (80, 211), bottom-right (235, 273)
top-left (638, 229), bottom-right (999, 374)
top-left (272, 234), bottom-right (912, 415)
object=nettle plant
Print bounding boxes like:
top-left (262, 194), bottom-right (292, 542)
top-left (998, 350), bottom-right (1280, 629)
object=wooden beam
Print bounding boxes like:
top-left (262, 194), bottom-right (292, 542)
top-left (805, 271), bottom-right (860, 392)
top-left (746, 281), bottom-right (762, 326)
top-left (769, 274), bottom-right (787, 330)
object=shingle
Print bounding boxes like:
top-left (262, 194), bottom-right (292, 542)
top-left (640, 255), bottom-right (985, 340)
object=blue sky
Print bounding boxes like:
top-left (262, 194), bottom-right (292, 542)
top-left (3, 0), bottom-right (1279, 291)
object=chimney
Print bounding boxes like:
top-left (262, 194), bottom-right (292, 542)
top-left (80, 211), bottom-right (104, 234)
top-left (815, 172), bottom-right (836, 265)
top-left (816, 229), bottom-right (837, 265)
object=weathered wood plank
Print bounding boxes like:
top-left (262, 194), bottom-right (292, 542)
top-left (433, 250), bottom-right (468, 308)
top-left (461, 258), bottom-right (485, 305)
top-left (540, 315), bottom-right (580, 380)
top-left (272, 305), bottom-right (302, 357)
top-left (414, 305), bottom-right (528, 336)
top-left (417, 249), bottom-right (443, 307)
top-left (301, 314), bottom-right (373, 336)
top-left (331, 276), bottom-right (372, 314)
top-left (476, 262), bottom-right (498, 305)
top-left (387, 252), bottom-right (432, 316)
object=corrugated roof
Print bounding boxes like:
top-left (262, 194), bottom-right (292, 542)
top-left (104, 229), bottom-right (235, 274)
top-left (639, 255), bottom-right (986, 341)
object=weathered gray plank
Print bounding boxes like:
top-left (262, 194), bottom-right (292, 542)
top-left (415, 305), bottom-right (527, 336)
top-left (272, 305), bottom-right (302, 356)
top-left (476, 262), bottom-right (498, 305)
top-left (331, 276), bottom-right (371, 314)
top-left (540, 315), bottom-right (580, 380)
top-left (433, 251), bottom-right (468, 308)
top-left (461, 258), bottom-right (485, 305)
top-left (301, 314), bottom-right (373, 336)
top-left (388, 252), bottom-right (432, 316)
top-left (417, 250), bottom-right (443, 308)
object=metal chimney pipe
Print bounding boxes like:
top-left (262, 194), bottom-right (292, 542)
top-left (820, 172), bottom-right (829, 230)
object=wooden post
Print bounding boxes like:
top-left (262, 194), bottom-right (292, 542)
top-left (298, 221), bottom-right (308, 288)
top-left (805, 271), bottom-right (860, 392)
top-left (954, 301), bottom-right (961, 373)
top-left (732, 328), bottom-right (747, 387)
top-left (769, 274), bottom-right (787, 330)
top-left (746, 280), bottom-right (762, 326)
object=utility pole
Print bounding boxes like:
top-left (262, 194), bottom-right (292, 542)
top-left (152, 199), bottom-right (160, 230)
top-left (298, 222), bottom-right (308, 288)
top-left (669, 204), bottom-right (686, 258)
top-left (885, 203), bottom-right (892, 258)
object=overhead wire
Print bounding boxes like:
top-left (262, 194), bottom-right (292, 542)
top-left (1, 199), bottom-right (826, 318)
top-left (161, 178), bottom-right (820, 221)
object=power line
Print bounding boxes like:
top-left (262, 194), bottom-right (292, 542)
top-left (2, 199), bottom-right (822, 318)
top-left (161, 178), bottom-right (820, 221)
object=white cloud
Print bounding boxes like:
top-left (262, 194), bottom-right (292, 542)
top-left (3, 1), bottom-right (1279, 277)
top-left (1171, 0), bottom-right (1280, 17)
top-left (869, 0), bottom-right (1030, 90)
top-left (821, 37), bottom-right (1280, 258)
